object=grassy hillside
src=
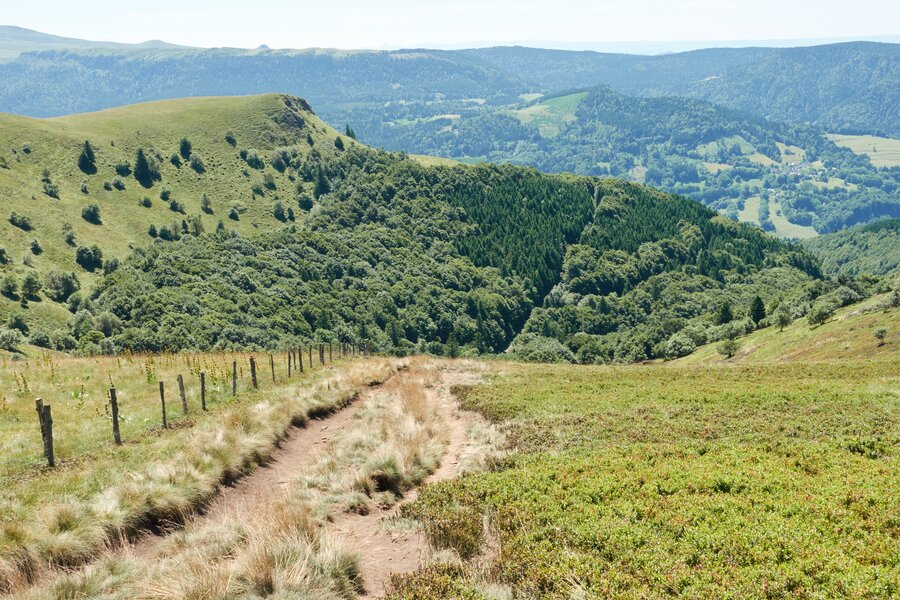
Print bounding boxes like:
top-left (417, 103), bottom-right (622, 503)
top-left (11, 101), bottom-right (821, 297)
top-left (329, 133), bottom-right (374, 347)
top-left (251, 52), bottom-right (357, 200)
top-left (0, 94), bottom-right (351, 327)
top-left (676, 292), bottom-right (899, 364)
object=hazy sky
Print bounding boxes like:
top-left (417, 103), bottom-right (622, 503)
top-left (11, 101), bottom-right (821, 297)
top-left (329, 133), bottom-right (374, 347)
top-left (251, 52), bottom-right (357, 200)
top-left (4, 0), bottom-right (898, 50)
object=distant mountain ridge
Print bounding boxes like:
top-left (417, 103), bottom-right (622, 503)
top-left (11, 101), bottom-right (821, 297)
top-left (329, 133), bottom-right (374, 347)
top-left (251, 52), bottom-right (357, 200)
top-left (0, 25), bottom-right (187, 61)
top-left (0, 28), bottom-right (896, 137)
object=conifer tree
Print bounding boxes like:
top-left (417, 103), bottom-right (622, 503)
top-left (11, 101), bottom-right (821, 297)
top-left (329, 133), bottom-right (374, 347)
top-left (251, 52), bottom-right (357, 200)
top-left (78, 141), bottom-right (96, 175)
top-left (749, 296), bottom-right (766, 326)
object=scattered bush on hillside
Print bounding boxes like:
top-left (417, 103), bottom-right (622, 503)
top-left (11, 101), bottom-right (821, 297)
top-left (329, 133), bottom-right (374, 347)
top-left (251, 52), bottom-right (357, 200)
top-left (9, 211), bottom-right (33, 231)
top-left (80, 179), bottom-right (89, 194)
top-left (21, 273), bottom-right (41, 299)
top-left (28, 329), bottom-right (51, 348)
top-left (63, 223), bottom-right (77, 246)
top-left (241, 149), bottom-right (265, 169)
top-left (190, 155), bottom-right (206, 174)
top-left (160, 188), bottom-right (171, 201)
top-left (78, 140), bottom-right (97, 174)
top-left (298, 191), bottom-right (314, 211)
top-left (717, 338), bottom-right (740, 358)
top-left (201, 194), bottom-right (213, 214)
top-left (0, 246), bottom-right (9, 264)
top-left (75, 245), bottom-right (104, 272)
top-left (148, 224), bottom-right (158, 238)
top-left (179, 138), bottom-right (192, 160)
top-left (808, 302), bottom-right (835, 327)
top-left (228, 207), bottom-right (240, 221)
top-left (103, 180), bottom-right (113, 191)
top-left (874, 328), bottom-right (887, 346)
top-left (0, 275), bottom-right (18, 299)
top-left (43, 181), bottom-right (60, 199)
top-left (169, 199), bottom-right (185, 214)
top-left (665, 332), bottom-right (697, 359)
top-left (775, 304), bottom-right (793, 331)
top-left (7, 314), bottom-right (28, 335)
top-left (273, 201), bottom-right (287, 222)
top-left (112, 177), bottom-right (126, 191)
top-left (81, 204), bottom-right (101, 224)
top-left (44, 271), bottom-right (80, 302)
top-left (114, 162), bottom-right (131, 177)
top-left (134, 148), bottom-right (161, 188)
top-left (0, 327), bottom-right (22, 351)
top-left (139, 196), bottom-right (152, 208)
top-left (225, 130), bottom-right (236, 147)
top-left (29, 239), bottom-right (42, 255)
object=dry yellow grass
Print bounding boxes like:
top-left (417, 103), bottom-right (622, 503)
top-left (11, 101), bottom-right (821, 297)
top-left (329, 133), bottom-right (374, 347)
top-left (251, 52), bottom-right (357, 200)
top-left (16, 359), bottom-right (457, 599)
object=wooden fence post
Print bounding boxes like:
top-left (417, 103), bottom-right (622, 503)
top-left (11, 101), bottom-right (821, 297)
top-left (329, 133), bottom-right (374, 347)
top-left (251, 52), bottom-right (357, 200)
top-left (308, 346), bottom-right (313, 369)
top-left (319, 344), bottom-right (325, 365)
top-left (298, 348), bottom-right (304, 373)
top-left (177, 374), bottom-right (187, 415)
top-left (270, 353), bottom-right (276, 382)
top-left (109, 387), bottom-right (122, 445)
top-left (35, 398), bottom-right (55, 466)
top-left (250, 356), bottom-right (258, 388)
top-left (329, 343), bottom-right (333, 363)
top-left (287, 352), bottom-right (291, 377)
top-left (200, 372), bottom-right (207, 411)
top-left (159, 381), bottom-right (168, 428)
top-left (232, 361), bottom-right (237, 396)
top-left (42, 403), bottom-right (55, 467)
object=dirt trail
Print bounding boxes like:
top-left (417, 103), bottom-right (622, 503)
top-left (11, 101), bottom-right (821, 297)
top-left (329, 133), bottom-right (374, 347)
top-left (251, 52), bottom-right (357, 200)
top-left (132, 389), bottom-right (373, 558)
top-left (331, 367), bottom-right (482, 599)
top-left (129, 362), bottom-right (483, 599)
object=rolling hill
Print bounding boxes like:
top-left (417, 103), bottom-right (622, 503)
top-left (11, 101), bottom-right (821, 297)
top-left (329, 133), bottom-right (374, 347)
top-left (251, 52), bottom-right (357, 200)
top-left (0, 94), bottom-right (838, 362)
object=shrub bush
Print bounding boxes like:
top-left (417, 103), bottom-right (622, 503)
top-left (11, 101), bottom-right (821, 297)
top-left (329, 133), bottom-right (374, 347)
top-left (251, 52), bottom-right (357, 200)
top-left (0, 327), bottom-right (22, 351)
top-left (81, 204), bottom-right (101, 224)
top-left (9, 211), bottom-right (33, 231)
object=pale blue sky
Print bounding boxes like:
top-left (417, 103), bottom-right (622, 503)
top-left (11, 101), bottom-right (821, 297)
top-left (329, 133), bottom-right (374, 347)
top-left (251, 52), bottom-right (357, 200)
top-left (4, 0), bottom-right (898, 51)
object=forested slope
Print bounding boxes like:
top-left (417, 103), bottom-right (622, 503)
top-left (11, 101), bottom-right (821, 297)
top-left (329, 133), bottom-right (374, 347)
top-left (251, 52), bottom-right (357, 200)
top-left (360, 86), bottom-right (900, 233)
top-left (0, 94), bottom-right (845, 363)
top-left (803, 219), bottom-right (900, 276)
